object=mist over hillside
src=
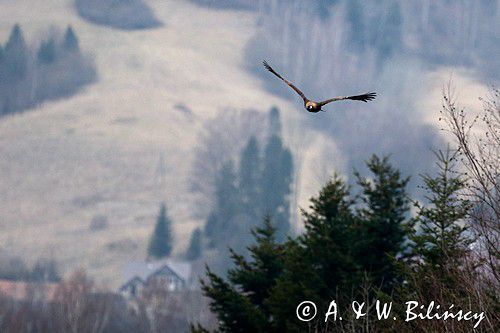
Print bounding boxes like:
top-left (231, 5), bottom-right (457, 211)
top-left (244, 0), bottom-right (499, 188)
top-left (0, 0), bottom-right (495, 289)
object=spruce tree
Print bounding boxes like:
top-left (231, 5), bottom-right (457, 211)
top-left (395, 150), bottom-right (476, 332)
top-left (195, 218), bottom-right (284, 333)
top-left (185, 228), bottom-right (202, 261)
top-left (148, 203), bottom-right (173, 259)
top-left (268, 175), bottom-right (359, 332)
top-left (37, 38), bottom-right (57, 64)
top-left (354, 155), bottom-right (410, 291)
top-left (63, 26), bottom-right (79, 51)
top-left (205, 161), bottom-right (240, 249)
top-left (3, 24), bottom-right (28, 80)
top-left (203, 212), bottom-right (217, 248)
top-left (261, 135), bottom-right (293, 241)
top-left (409, 150), bottom-right (472, 269)
top-left (268, 106), bottom-right (282, 136)
top-left (239, 136), bottom-right (261, 217)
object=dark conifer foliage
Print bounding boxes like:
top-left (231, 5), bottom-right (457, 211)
top-left (3, 24), bottom-right (28, 80)
top-left (260, 134), bottom-right (293, 241)
top-left (148, 203), bottom-right (174, 259)
top-left (267, 174), bottom-right (359, 332)
top-left (185, 228), bottom-right (203, 261)
top-left (198, 149), bottom-right (498, 332)
top-left (239, 136), bottom-right (261, 217)
top-left (391, 150), bottom-right (484, 332)
top-left (197, 156), bottom-right (414, 332)
top-left (409, 150), bottom-right (472, 266)
top-left (197, 218), bottom-right (284, 333)
top-left (0, 24), bottom-right (96, 116)
top-left (354, 155), bottom-right (411, 291)
top-left (37, 38), bottom-right (57, 64)
top-left (62, 26), bottom-right (79, 51)
top-left (203, 108), bottom-right (294, 268)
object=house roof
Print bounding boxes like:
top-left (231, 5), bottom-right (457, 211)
top-left (121, 259), bottom-right (192, 289)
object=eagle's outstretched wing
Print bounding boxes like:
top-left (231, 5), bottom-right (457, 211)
top-left (318, 92), bottom-right (377, 107)
top-left (263, 61), bottom-right (308, 102)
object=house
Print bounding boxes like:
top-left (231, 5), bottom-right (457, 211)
top-left (119, 259), bottom-right (192, 298)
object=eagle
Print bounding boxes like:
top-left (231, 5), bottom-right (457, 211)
top-left (263, 61), bottom-right (376, 113)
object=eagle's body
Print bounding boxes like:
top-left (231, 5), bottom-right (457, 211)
top-left (305, 101), bottom-right (321, 113)
top-left (263, 61), bottom-right (376, 113)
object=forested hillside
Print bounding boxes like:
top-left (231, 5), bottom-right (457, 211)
top-left (0, 24), bottom-right (96, 116)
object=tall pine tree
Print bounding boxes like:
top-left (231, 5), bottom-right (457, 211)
top-left (354, 155), bottom-right (410, 292)
top-left (3, 24), bottom-right (28, 81)
top-left (185, 228), bottom-right (202, 261)
top-left (63, 26), bottom-right (79, 51)
top-left (204, 161), bottom-right (240, 249)
top-left (37, 38), bottom-right (57, 64)
top-left (148, 203), bottom-right (173, 259)
top-left (393, 150), bottom-right (479, 332)
top-left (410, 150), bottom-right (472, 266)
top-left (261, 135), bottom-right (293, 241)
top-left (267, 174), bottom-right (359, 332)
top-left (194, 218), bottom-right (284, 333)
top-left (239, 136), bottom-right (261, 218)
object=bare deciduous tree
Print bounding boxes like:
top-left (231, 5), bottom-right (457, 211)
top-left (441, 86), bottom-right (500, 284)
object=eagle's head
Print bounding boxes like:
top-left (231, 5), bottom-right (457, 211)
top-left (307, 105), bottom-right (314, 111)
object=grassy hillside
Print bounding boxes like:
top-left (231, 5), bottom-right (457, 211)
top-left (0, 0), bottom-right (488, 288)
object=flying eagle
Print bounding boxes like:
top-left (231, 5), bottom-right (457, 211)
top-left (263, 61), bottom-right (376, 113)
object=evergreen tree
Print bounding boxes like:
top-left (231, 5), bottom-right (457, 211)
top-left (214, 161), bottom-right (239, 225)
top-left (354, 155), bottom-right (410, 291)
top-left (267, 106), bottom-right (282, 136)
top-left (147, 203), bottom-right (173, 259)
top-left (0, 44), bottom-right (4, 83)
top-left (3, 24), bottom-right (28, 80)
top-left (63, 26), bottom-right (79, 51)
top-left (185, 228), bottom-right (202, 261)
top-left (239, 136), bottom-right (261, 217)
top-left (204, 160), bottom-right (243, 254)
top-left (195, 218), bottom-right (284, 333)
top-left (409, 150), bottom-right (472, 269)
top-left (394, 151), bottom-right (477, 332)
top-left (203, 212), bottom-right (218, 248)
top-left (261, 135), bottom-right (293, 241)
top-left (37, 38), bottom-right (57, 64)
top-left (268, 175), bottom-right (359, 332)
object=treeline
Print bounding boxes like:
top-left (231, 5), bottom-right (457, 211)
top-left (144, 109), bottom-right (294, 268)
top-left (244, 0), bottom-right (499, 192)
top-left (0, 270), bottom-right (209, 332)
top-left (75, 0), bottom-right (162, 30)
top-left (0, 24), bottom-right (96, 116)
top-left (0, 255), bottom-right (60, 283)
top-left (193, 90), bottom-right (500, 332)
top-left (194, 108), bottom-right (293, 272)
top-left (195, 152), bottom-right (497, 332)
top-left (189, 0), bottom-right (257, 10)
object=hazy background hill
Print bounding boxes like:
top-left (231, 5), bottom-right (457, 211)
top-left (0, 0), bottom-right (496, 287)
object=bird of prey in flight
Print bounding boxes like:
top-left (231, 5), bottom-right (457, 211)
top-left (263, 61), bottom-right (376, 113)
